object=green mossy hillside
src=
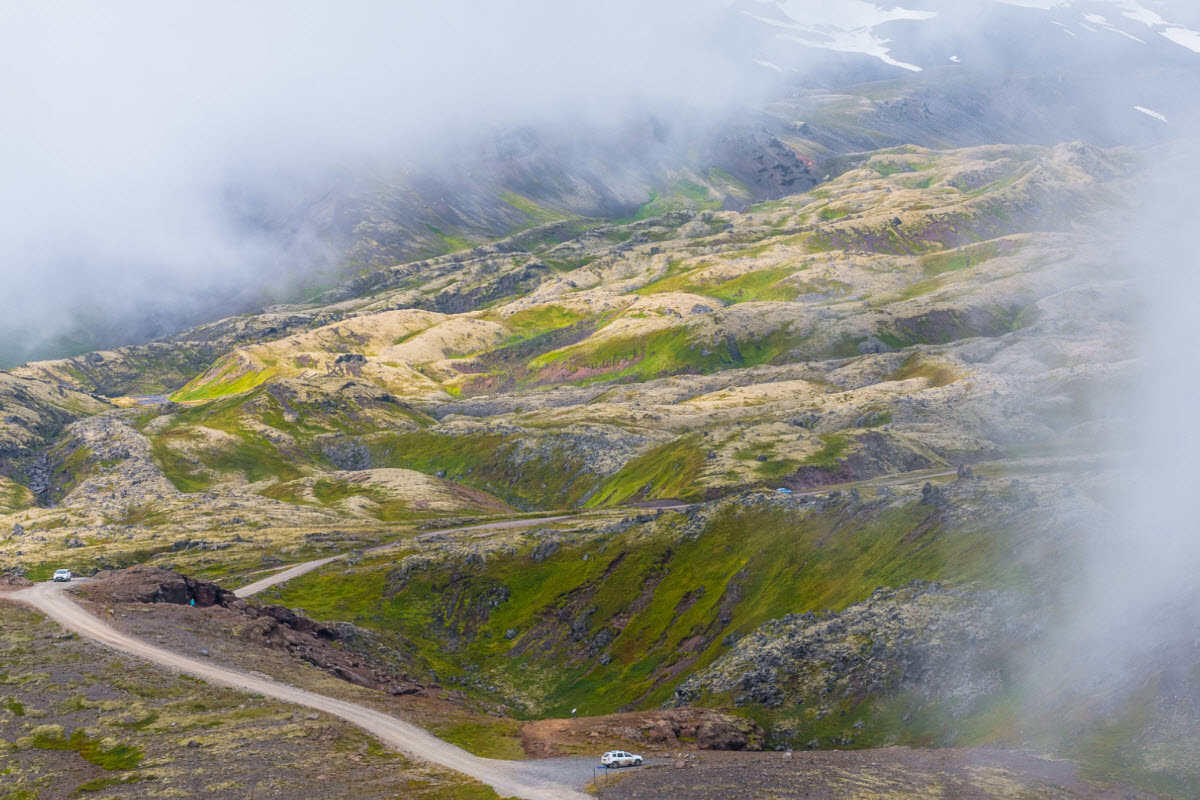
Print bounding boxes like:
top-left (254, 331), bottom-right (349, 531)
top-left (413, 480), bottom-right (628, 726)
top-left (268, 489), bottom-right (1027, 721)
top-left (368, 430), bottom-right (603, 511)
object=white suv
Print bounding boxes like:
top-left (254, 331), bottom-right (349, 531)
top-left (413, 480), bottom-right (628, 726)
top-left (601, 750), bottom-right (643, 768)
top-left (52, 569), bottom-right (72, 582)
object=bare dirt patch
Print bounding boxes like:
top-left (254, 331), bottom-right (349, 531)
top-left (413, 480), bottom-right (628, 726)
top-left (522, 708), bottom-right (764, 758)
top-left (592, 747), bottom-right (1155, 799)
top-left (0, 600), bottom-right (502, 800)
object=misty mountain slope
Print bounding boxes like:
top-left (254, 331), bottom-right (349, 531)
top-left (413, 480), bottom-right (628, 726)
top-left (12, 343), bottom-right (226, 398)
top-left (10, 304), bottom-right (359, 398)
top-left (9, 4), bottom-right (1200, 800)
top-left (0, 124), bottom-right (817, 370)
top-left (38, 141), bottom-right (1112, 517)
top-left (320, 124), bottom-right (819, 271)
top-left (0, 138), bottom-right (1131, 529)
top-left (0, 130), bottom-right (1186, 795)
top-left (173, 141), bottom-right (1119, 400)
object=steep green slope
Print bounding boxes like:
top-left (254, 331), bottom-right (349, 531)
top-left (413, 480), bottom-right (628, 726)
top-left (265, 480), bottom-right (1033, 719)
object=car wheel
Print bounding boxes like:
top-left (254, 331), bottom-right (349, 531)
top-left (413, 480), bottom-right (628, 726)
top-left (634, 759), bottom-right (642, 766)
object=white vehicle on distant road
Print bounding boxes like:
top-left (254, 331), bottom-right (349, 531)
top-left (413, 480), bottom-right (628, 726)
top-left (52, 569), bottom-right (72, 582)
top-left (600, 750), bottom-right (643, 768)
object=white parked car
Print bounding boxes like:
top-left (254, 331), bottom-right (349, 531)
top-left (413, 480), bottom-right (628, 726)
top-left (52, 569), bottom-right (72, 582)
top-left (600, 750), bottom-right (643, 768)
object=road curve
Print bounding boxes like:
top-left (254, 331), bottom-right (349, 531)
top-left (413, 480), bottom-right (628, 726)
top-left (236, 515), bottom-right (573, 598)
top-left (6, 581), bottom-right (589, 800)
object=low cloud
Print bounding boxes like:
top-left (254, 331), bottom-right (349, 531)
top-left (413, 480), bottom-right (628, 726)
top-left (0, 0), bottom-right (759, 364)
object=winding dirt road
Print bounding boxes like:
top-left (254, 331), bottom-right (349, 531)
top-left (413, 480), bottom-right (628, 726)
top-left (6, 580), bottom-right (588, 800)
top-left (236, 515), bottom-right (573, 598)
top-left (3, 480), bottom-right (961, 797)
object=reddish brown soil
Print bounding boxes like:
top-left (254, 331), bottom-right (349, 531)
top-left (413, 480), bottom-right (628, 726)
top-left (522, 708), bottom-right (763, 758)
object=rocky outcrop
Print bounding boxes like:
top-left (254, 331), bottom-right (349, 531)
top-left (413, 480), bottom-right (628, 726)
top-left (234, 604), bottom-right (424, 697)
top-left (784, 431), bottom-right (942, 491)
top-left (673, 583), bottom-right (1026, 747)
top-left (0, 372), bottom-right (109, 485)
top-left (87, 566), bottom-right (424, 697)
top-left (0, 572), bottom-right (33, 588)
top-left (55, 414), bottom-right (180, 510)
top-left (86, 565), bottom-right (234, 607)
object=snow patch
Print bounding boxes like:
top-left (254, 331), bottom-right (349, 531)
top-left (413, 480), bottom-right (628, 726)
top-left (992, 0), bottom-right (1068, 8)
top-left (1082, 12), bottom-right (1147, 42)
top-left (1161, 26), bottom-right (1200, 53)
top-left (750, 1), bottom-right (935, 72)
top-left (1115, 1), bottom-right (1166, 28)
top-left (1134, 106), bottom-right (1169, 123)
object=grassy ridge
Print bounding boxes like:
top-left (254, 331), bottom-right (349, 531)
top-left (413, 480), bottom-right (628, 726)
top-left (585, 435), bottom-right (708, 506)
top-left (172, 356), bottom-right (279, 403)
top-left (369, 430), bottom-right (601, 510)
top-left (634, 265), bottom-right (803, 304)
top-left (529, 324), bottom-right (809, 385)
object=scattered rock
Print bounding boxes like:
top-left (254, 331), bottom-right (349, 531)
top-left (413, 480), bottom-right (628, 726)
top-left (919, 481), bottom-right (949, 508)
top-left (858, 336), bottom-right (893, 355)
top-left (171, 539), bottom-right (231, 552)
top-left (530, 539), bottom-right (561, 563)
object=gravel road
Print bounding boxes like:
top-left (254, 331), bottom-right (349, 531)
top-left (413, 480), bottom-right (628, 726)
top-left (6, 580), bottom-right (590, 800)
top-left (235, 514), bottom-right (573, 598)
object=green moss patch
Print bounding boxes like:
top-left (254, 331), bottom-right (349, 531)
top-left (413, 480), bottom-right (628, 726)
top-left (587, 435), bottom-right (708, 507)
top-left (31, 728), bottom-right (143, 771)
